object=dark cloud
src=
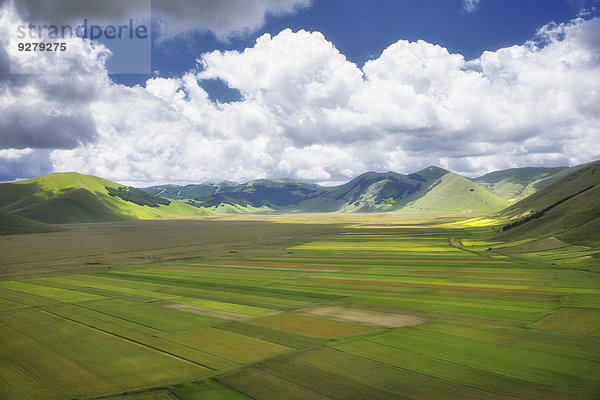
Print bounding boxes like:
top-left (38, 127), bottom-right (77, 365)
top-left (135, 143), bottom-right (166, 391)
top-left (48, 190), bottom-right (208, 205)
top-left (9, 0), bottom-right (150, 25)
top-left (0, 149), bottom-right (53, 181)
top-left (0, 105), bottom-right (98, 149)
top-left (11, 0), bottom-right (310, 40)
top-left (0, 20), bottom-right (102, 150)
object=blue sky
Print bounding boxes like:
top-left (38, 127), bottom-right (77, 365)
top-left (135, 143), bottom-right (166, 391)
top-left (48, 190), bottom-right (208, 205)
top-left (2, 0), bottom-right (600, 184)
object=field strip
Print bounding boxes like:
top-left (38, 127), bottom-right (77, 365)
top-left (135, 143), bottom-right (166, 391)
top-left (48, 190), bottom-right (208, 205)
top-left (295, 305), bottom-right (432, 328)
top-left (217, 367), bottom-right (331, 400)
top-left (0, 281), bottom-right (105, 302)
top-left (74, 303), bottom-right (173, 331)
top-left (161, 303), bottom-right (252, 321)
top-left (172, 297), bottom-right (277, 316)
top-left (298, 277), bottom-right (562, 295)
top-left (176, 263), bottom-right (342, 273)
top-left (39, 277), bottom-right (178, 300)
top-left (256, 257), bottom-right (508, 264)
top-left (39, 308), bottom-right (216, 370)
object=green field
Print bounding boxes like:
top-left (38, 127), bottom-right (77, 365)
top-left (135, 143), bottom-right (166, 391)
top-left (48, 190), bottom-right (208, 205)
top-left (1, 215), bottom-right (599, 399)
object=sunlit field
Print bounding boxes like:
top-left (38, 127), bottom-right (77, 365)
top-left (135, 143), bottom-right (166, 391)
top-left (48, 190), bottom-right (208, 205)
top-left (1, 214), bottom-right (598, 399)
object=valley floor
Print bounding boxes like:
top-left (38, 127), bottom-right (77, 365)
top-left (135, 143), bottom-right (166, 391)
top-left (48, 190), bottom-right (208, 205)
top-left (0, 214), bottom-right (599, 399)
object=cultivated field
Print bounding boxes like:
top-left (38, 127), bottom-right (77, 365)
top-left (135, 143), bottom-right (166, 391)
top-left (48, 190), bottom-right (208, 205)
top-left (0, 215), bottom-right (599, 399)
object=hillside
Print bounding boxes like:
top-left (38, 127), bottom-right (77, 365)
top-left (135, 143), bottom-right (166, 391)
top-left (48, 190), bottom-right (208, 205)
top-left (301, 167), bottom-right (452, 212)
top-left (144, 166), bottom-right (509, 214)
top-left (496, 161), bottom-right (600, 246)
top-left (0, 172), bottom-right (211, 224)
top-left (406, 173), bottom-right (511, 212)
top-left (472, 166), bottom-right (582, 201)
top-left (304, 171), bottom-right (426, 212)
top-left (0, 210), bottom-right (59, 234)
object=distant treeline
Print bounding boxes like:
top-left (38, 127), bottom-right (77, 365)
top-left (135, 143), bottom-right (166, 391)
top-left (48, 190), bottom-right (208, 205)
top-left (503, 185), bottom-right (594, 232)
top-left (106, 186), bottom-right (171, 208)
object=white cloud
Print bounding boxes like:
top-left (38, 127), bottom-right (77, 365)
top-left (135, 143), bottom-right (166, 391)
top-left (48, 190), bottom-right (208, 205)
top-left (199, 29), bottom-right (364, 145)
top-left (51, 17), bottom-right (600, 182)
top-left (1, 3), bottom-right (599, 184)
top-left (462, 0), bottom-right (480, 13)
top-left (0, 148), bottom-right (33, 160)
top-left (0, 6), bottom-right (107, 151)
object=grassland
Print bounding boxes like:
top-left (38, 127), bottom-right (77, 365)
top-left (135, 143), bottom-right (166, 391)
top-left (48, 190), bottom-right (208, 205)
top-left (0, 214), bottom-right (598, 399)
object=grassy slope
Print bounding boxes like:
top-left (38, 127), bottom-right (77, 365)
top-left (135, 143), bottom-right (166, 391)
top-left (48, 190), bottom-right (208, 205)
top-left (300, 172), bottom-right (410, 212)
top-left (0, 210), bottom-right (58, 234)
top-left (406, 173), bottom-right (510, 213)
top-left (472, 166), bottom-right (581, 201)
top-left (496, 161), bottom-right (600, 246)
top-left (500, 161), bottom-right (600, 218)
top-left (0, 172), bottom-right (211, 224)
top-left (301, 167), bottom-right (449, 213)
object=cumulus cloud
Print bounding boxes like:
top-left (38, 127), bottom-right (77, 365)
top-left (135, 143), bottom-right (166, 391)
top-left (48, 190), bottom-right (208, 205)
top-left (199, 29), bottom-right (365, 145)
top-left (51, 17), bottom-right (600, 183)
top-left (462, 0), bottom-right (480, 13)
top-left (0, 6), bottom-right (105, 152)
top-left (1, 2), bottom-right (599, 184)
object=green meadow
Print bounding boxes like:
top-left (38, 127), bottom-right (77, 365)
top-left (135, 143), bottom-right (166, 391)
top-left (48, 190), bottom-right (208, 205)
top-left (0, 215), bottom-right (598, 399)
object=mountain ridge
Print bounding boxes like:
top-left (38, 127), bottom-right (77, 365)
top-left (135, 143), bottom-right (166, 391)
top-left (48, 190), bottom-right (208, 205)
top-left (144, 165), bottom-right (510, 214)
top-left (1, 162), bottom-right (595, 229)
top-left (472, 165), bottom-right (586, 201)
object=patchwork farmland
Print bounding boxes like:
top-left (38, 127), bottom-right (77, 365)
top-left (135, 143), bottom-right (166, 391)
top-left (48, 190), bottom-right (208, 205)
top-left (0, 216), bottom-right (599, 399)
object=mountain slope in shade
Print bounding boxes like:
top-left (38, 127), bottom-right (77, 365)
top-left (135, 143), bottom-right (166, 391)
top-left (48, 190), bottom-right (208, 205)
top-left (0, 172), bottom-right (211, 224)
top-left (303, 170), bottom-right (426, 212)
top-left (496, 161), bottom-right (600, 246)
top-left (472, 165), bottom-right (584, 201)
top-left (0, 210), bottom-right (58, 234)
top-left (144, 181), bottom-right (238, 201)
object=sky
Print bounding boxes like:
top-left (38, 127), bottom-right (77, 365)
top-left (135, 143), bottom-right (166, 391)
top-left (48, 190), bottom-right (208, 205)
top-left (1, 0), bottom-right (599, 186)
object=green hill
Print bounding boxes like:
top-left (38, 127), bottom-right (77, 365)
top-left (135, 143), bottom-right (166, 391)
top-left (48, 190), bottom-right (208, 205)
top-left (0, 172), bottom-right (212, 224)
top-left (497, 161), bottom-right (600, 246)
top-left (306, 171), bottom-right (425, 212)
top-left (473, 165), bottom-right (583, 201)
top-left (0, 210), bottom-right (58, 234)
top-left (406, 173), bottom-right (511, 213)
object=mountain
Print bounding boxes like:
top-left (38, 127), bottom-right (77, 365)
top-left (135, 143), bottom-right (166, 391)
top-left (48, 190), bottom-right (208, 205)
top-left (144, 181), bottom-right (238, 201)
top-left (144, 166), bottom-right (510, 214)
top-left (472, 166), bottom-right (583, 201)
top-left (496, 161), bottom-right (600, 246)
top-left (300, 170), bottom-right (427, 212)
top-left (0, 172), bottom-right (211, 224)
